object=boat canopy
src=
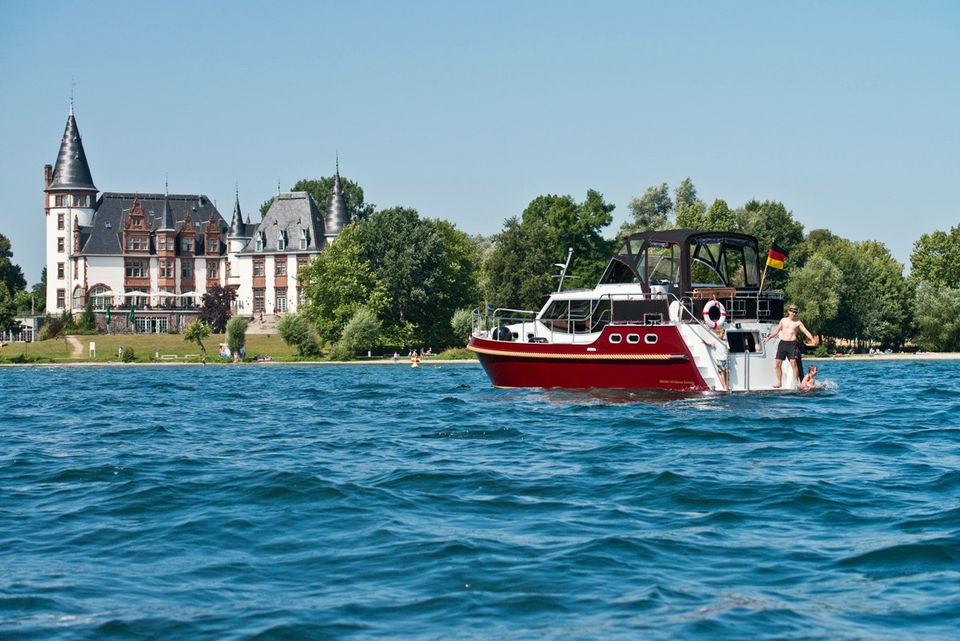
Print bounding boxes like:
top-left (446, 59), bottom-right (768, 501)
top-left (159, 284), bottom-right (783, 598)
top-left (598, 230), bottom-right (761, 294)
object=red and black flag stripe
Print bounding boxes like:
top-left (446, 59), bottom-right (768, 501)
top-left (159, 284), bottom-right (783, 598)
top-left (766, 243), bottom-right (787, 270)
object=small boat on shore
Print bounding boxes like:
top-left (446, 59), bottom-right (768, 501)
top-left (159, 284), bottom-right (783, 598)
top-left (469, 230), bottom-right (799, 392)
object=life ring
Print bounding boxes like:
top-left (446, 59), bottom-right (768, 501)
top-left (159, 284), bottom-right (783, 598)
top-left (702, 300), bottom-right (727, 328)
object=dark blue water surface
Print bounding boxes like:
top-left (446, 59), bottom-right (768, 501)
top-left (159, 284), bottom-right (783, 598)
top-left (1, 361), bottom-right (959, 640)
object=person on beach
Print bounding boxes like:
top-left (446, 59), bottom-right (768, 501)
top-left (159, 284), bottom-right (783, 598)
top-left (800, 365), bottom-right (818, 391)
top-left (762, 305), bottom-right (814, 388)
top-left (702, 326), bottom-right (729, 391)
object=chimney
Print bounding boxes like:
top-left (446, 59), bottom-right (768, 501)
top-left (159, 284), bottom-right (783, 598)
top-left (43, 164), bottom-right (53, 189)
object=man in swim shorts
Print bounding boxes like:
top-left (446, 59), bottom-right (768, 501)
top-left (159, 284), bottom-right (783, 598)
top-left (762, 305), bottom-right (814, 389)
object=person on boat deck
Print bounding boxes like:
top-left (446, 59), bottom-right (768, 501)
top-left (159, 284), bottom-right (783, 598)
top-left (702, 326), bottom-right (729, 391)
top-left (762, 305), bottom-right (814, 389)
top-left (800, 365), bottom-right (818, 391)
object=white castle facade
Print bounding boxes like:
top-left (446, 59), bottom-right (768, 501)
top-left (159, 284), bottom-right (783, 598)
top-left (43, 109), bottom-right (349, 332)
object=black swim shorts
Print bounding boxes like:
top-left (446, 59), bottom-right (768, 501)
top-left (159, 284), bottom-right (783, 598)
top-left (775, 339), bottom-right (797, 360)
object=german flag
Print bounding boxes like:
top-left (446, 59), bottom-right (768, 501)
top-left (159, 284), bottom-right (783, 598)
top-left (766, 243), bottom-right (787, 270)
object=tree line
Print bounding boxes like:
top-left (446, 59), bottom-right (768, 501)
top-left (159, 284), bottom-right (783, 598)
top-left (3, 175), bottom-right (959, 354)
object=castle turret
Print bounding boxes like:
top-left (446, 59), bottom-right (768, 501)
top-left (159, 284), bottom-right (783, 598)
top-left (45, 105), bottom-right (98, 313)
top-left (324, 161), bottom-right (350, 245)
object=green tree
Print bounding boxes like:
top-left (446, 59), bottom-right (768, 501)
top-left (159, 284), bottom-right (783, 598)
top-left (739, 199), bottom-right (805, 290)
top-left (226, 316), bottom-right (248, 357)
top-left (620, 183), bottom-right (672, 234)
top-left (857, 241), bottom-right (912, 348)
top-left (785, 255), bottom-right (842, 337)
top-left (259, 197), bottom-right (275, 218)
top-left (913, 283), bottom-right (960, 352)
top-left (277, 313), bottom-right (321, 356)
top-left (354, 207), bottom-right (483, 346)
top-left (13, 289), bottom-right (35, 315)
top-left (704, 199), bottom-right (737, 232)
top-left (32, 267), bottom-right (46, 314)
top-left (78, 298), bottom-right (96, 331)
top-left (291, 175), bottom-right (375, 221)
top-left (910, 225), bottom-right (960, 288)
top-left (183, 320), bottom-right (211, 358)
top-left (673, 178), bottom-right (706, 229)
top-left (450, 308), bottom-right (474, 345)
top-left (335, 307), bottom-right (382, 358)
top-left (0, 283), bottom-right (15, 333)
top-left (0, 234), bottom-right (27, 295)
top-left (299, 224), bottom-right (390, 345)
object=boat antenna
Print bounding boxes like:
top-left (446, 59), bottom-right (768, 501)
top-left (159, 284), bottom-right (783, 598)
top-left (553, 247), bottom-right (574, 292)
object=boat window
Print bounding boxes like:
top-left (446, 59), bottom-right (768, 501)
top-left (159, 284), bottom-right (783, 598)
top-left (727, 331), bottom-right (760, 353)
top-left (599, 258), bottom-right (640, 285)
top-left (723, 246), bottom-right (747, 288)
top-left (690, 240), bottom-right (726, 287)
top-left (569, 300), bottom-right (592, 333)
top-left (644, 333), bottom-right (658, 344)
top-left (743, 245), bottom-right (759, 286)
top-left (609, 333), bottom-right (622, 344)
top-left (626, 333), bottom-right (640, 344)
top-left (591, 299), bottom-right (611, 331)
top-left (646, 242), bottom-right (679, 288)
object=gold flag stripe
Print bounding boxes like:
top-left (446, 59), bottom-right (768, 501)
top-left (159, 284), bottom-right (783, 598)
top-left (468, 345), bottom-right (680, 361)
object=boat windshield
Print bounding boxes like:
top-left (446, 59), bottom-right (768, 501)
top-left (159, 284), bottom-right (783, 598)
top-left (646, 242), bottom-right (679, 287)
top-left (689, 237), bottom-right (760, 288)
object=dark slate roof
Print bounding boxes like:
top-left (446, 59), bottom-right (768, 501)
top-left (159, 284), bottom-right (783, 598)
top-left (157, 194), bottom-right (176, 231)
top-left (47, 111), bottom-right (97, 192)
top-left (324, 171), bottom-right (350, 236)
top-left (79, 193), bottom-right (227, 255)
top-left (228, 194), bottom-right (254, 238)
top-left (239, 191), bottom-right (325, 254)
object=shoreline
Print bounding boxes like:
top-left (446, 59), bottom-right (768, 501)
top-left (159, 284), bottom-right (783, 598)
top-left (3, 353), bottom-right (960, 367)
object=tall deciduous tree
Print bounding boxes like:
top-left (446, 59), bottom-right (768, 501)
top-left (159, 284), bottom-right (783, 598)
top-left (0, 234), bottom-right (26, 295)
top-left (299, 224), bottom-right (389, 346)
top-left (914, 283), bottom-right (960, 352)
top-left (620, 183), bottom-right (672, 235)
top-left (0, 283), bottom-right (15, 333)
top-left (704, 199), bottom-right (737, 232)
top-left (910, 225), bottom-right (960, 288)
top-left (739, 200), bottom-right (805, 290)
top-left (785, 255), bottom-right (842, 337)
top-left (199, 284), bottom-right (236, 333)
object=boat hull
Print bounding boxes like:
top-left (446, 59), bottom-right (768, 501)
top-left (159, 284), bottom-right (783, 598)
top-left (468, 325), bottom-right (708, 391)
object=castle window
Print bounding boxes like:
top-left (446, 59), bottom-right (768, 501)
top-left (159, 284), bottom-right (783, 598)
top-left (207, 260), bottom-right (219, 278)
top-left (56, 289), bottom-right (65, 309)
top-left (58, 237), bottom-right (65, 252)
top-left (253, 259), bottom-right (265, 277)
top-left (208, 238), bottom-right (219, 254)
top-left (276, 260), bottom-right (287, 277)
top-left (126, 236), bottom-right (147, 251)
top-left (90, 286), bottom-right (111, 310)
top-left (182, 238), bottom-right (194, 252)
top-left (58, 213), bottom-right (64, 230)
top-left (253, 288), bottom-right (265, 312)
top-left (57, 263), bottom-right (65, 280)
top-left (72, 286), bottom-right (82, 309)
top-left (125, 259), bottom-right (147, 278)
top-left (55, 195), bottom-right (67, 207)
top-left (277, 231), bottom-right (287, 251)
top-left (159, 259), bottom-right (175, 278)
top-left (300, 229), bottom-right (308, 250)
top-left (276, 288), bottom-right (287, 313)
top-left (255, 231), bottom-right (265, 252)
top-left (72, 195), bottom-right (88, 207)
top-left (181, 260), bottom-right (193, 278)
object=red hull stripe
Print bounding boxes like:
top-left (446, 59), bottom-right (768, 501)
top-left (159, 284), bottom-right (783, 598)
top-left (468, 344), bottom-right (681, 361)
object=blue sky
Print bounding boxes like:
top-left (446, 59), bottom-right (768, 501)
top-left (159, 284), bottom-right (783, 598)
top-left (1, 0), bottom-right (957, 284)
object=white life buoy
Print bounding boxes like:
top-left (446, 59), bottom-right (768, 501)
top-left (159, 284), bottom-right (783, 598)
top-left (702, 300), bottom-right (727, 328)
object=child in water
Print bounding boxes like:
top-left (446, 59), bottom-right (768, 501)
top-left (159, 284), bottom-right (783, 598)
top-left (800, 365), bottom-right (818, 391)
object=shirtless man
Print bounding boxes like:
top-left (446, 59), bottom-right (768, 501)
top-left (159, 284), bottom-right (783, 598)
top-left (762, 305), bottom-right (814, 388)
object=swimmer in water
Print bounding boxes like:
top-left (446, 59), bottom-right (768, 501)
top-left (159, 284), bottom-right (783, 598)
top-left (799, 365), bottom-right (818, 391)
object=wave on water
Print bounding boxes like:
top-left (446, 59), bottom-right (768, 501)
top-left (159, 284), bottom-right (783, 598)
top-left (1, 360), bottom-right (958, 640)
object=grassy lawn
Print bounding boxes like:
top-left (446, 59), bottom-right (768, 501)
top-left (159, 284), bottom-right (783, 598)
top-left (1, 333), bottom-right (300, 363)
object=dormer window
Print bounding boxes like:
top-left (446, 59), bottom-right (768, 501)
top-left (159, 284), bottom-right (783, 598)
top-left (255, 231), bottom-right (265, 252)
top-left (182, 238), bottom-right (193, 252)
top-left (277, 231), bottom-right (287, 251)
top-left (300, 229), bottom-right (308, 250)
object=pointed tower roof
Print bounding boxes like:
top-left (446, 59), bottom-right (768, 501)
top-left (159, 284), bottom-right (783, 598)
top-left (228, 188), bottom-right (247, 237)
top-left (324, 162), bottom-right (350, 236)
top-left (157, 191), bottom-right (176, 232)
top-left (47, 109), bottom-right (97, 192)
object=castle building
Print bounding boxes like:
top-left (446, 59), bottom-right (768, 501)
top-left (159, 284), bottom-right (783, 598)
top-left (44, 108), bottom-right (346, 331)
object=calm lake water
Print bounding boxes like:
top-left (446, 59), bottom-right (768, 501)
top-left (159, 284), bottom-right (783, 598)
top-left (1, 361), bottom-right (958, 640)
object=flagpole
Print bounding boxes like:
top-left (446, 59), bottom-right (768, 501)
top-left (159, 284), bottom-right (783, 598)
top-left (758, 262), bottom-right (769, 296)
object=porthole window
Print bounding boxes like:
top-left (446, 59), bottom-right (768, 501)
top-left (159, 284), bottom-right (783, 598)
top-left (609, 333), bottom-right (622, 344)
top-left (626, 333), bottom-right (640, 344)
top-left (644, 333), bottom-right (658, 344)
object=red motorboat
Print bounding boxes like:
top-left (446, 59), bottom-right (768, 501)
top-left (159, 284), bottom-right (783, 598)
top-left (469, 230), bottom-right (796, 392)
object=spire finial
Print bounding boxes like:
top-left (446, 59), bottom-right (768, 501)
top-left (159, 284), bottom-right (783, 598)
top-left (336, 151), bottom-right (339, 176)
top-left (69, 78), bottom-right (75, 116)
top-left (165, 173), bottom-right (169, 196)
top-left (277, 178), bottom-right (281, 195)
